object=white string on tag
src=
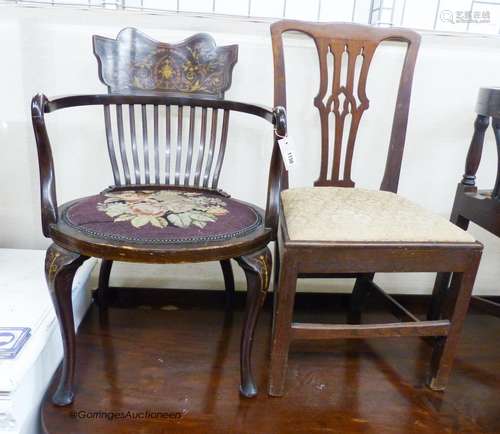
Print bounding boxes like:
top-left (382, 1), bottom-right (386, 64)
top-left (277, 135), bottom-right (296, 171)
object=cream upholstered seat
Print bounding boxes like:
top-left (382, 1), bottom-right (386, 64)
top-left (281, 187), bottom-right (475, 243)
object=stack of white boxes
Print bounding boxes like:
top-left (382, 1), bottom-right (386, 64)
top-left (0, 249), bottom-right (96, 434)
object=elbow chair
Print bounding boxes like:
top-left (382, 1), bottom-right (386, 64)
top-left (32, 28), bottom-right (287, 406)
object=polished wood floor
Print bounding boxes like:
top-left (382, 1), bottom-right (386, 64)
top-left (42, 291), bottom-right (500, 434)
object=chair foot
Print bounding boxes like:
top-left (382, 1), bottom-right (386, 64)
top-left (427, 256), bottom-right (481, 391)
top-left (236, 247), bottom-right (272, 398)
top-left (268, 380), bottom-right (286, 397)
top-left (52, 389), bottom-right (75, 407)
top-left (45, 243), bottom-right (87, 407)
top-left (427, 377), bottom-right (446, 391)
top-left (239, 382), bottom-right (258, 398)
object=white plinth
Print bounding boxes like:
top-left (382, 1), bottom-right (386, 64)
top-left (0, 249), bottom-right (96, 434)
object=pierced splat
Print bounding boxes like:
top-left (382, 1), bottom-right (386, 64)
top-left (271, 21), bottom-right (420, 193)
top-left (314, 39), bottom-right (376, 187)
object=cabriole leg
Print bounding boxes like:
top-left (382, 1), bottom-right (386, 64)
top-left (45, 243), bottom-right (87, 406)
top-left (236, 247), bottom-right (272, 398)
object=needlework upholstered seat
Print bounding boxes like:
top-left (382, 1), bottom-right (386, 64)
top-left (61, 189), bottom-right (263, 245)
top-left (281, 187), bottom-right (475, 243)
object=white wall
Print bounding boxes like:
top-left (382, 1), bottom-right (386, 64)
top-left (0, 5), bottom-right (499, 294)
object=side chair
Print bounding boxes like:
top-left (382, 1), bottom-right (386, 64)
top-left (267, 20), bottom-right (483, 396)
top-left (32, 28), bottom-right (287, 406)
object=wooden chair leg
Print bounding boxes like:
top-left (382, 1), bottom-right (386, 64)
top-left (428, 210), bottom-right (470, 321)
top-left (427, 272), bottom-right (451, 321)
top-left (45, 243), bottom-right (87, 406)
top-left (96, 259), bottom-right (113, 308)
top-left (220, 259), bottom-right (235, 309)
top-left (347, 273), bottom-right (374, 324)
top-left (271, 242), bottom-right (280, 332)
top-left (236, 247), bottom-right (272, 398)
top-left (273, 241), bottom-right (280, 288)
top-left (268, 253), bottom-right (297, 397)
top-left (428, 254), bottom-right (481, 391)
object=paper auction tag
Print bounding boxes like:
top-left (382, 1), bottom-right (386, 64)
top-left (278, 136), bottom-right (297, 171)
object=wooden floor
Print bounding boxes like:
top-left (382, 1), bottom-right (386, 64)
top-left (42, 292), bottom-right (500, 434)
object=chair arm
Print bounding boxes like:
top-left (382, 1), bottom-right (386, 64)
top-left (265, 106), bottom-right (288, 238)
top-left (31, 94), bottom-right (58, 237)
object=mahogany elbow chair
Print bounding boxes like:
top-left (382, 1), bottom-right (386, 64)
top-left (430, 86), bottom-right (500, 317)
top-left (92, 29), bottom-right (239, 309)
top-left (32, 28), bottom-right (287, 406)
top-left (267, 20), bottom-right (483, 396)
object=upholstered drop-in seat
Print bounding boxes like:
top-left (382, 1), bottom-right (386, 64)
top-left (60, 188), bottom-right (263, 245)
top-left (281, 187), bottom-right (475, 243)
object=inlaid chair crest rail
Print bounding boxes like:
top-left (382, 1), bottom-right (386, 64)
top-left (93, 28), bottom-right (238, 98)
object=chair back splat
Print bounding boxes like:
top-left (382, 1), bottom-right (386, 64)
top-left (93, 28), bottom-right (238, 188)
top-left (270, 20), bottom-right (420, 192)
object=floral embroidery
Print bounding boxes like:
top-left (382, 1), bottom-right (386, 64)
top-left (97, 190), bottom-right (228, 229)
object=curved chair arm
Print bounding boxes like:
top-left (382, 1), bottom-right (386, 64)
top-left (32, 93), bottom-right (286, 239)
top-left (32, 93), bottom-right (57, 237)
top-left (265, 106), bottom-right (288, 238)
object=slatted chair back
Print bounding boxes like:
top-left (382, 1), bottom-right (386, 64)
top-left (93, 28), bottom-right (238, 188)
top-left (270, 20), bottom-right (420, 193)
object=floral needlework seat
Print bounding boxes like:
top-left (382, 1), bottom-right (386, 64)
top-left (61, 189), bottom-right (263, 245)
